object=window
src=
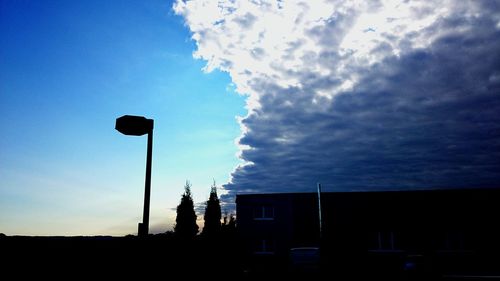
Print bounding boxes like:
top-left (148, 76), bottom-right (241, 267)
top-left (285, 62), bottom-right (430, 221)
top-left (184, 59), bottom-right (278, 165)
top-left (441, 231), bottom-right (468, 251)
top-left (369, 231), bottom-right (401, 252)
top-left (253, 205), bottom-right (274, 220)
top-left (254, 239), bottom-right (275, 254)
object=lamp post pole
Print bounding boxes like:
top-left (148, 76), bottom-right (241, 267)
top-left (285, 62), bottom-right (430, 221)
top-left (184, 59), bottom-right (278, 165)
top-left (140, 129), bottom-right (153, 237)
top-left (317, 182), bottom-right (323, 240)
top-left (115, 115), bottom-right (154, 237)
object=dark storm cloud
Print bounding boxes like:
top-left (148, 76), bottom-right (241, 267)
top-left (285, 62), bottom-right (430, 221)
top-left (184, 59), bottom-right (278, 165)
top-left (223, 10), bottom-right (500, 198)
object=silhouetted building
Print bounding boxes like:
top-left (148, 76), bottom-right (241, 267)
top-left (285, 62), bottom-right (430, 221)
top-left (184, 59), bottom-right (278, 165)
top-left (236, 188), bottom-right (500, 279)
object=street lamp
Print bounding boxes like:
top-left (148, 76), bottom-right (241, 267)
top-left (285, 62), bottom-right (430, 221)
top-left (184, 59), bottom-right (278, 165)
top-left (115, 115), bottom-right (154, 237)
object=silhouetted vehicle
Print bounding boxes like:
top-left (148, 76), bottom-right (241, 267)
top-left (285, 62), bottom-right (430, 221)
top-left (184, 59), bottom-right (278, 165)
top-left (289, 247), bottom-right (320, 273)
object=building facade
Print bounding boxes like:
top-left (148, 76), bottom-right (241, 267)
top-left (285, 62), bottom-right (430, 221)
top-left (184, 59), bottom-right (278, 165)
top-left (236, 188), bottom-right (500, 278)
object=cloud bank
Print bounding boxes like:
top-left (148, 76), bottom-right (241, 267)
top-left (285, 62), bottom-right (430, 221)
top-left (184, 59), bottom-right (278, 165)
top-left (174, 0), bottom-right (500, 199)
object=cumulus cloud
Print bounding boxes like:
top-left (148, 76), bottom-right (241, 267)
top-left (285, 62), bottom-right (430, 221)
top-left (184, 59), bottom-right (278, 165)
top-left (174, 0), bottom-right (500, 201)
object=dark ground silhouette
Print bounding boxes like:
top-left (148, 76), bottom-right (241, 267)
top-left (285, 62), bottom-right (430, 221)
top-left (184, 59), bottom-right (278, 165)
top-left (1, 234), bottom-right (245, 279)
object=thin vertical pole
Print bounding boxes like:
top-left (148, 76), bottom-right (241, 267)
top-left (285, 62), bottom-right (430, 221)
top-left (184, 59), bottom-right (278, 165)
top-left (317, 183), bottom-right (323, 240)
top-left (141, 128), bottom-right (153, 237)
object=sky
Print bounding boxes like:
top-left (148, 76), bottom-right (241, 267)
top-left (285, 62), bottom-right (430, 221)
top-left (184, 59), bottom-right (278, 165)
top-left (0, 0), bottom-right (244, 236)
top-left (2, 1), bottom-right (500, 236)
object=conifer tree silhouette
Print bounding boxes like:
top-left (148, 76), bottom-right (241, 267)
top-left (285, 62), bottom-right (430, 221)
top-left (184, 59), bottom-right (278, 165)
top-left (174, 181), bottom-right (198, 238)
top-left (202, 180), bottom-right (221, 237)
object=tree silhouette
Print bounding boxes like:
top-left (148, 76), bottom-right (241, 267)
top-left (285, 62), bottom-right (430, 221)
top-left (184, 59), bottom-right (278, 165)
top-left (174, 181), bottom-right (199, 239)
top-left (222, 213), bottom-right (236, 229)
top-left (221, 211), bottom-right (236, 238)
top-left (220, 212), bottom-right (238, 271)
top-left (202, 181), bottom-right (221, 237)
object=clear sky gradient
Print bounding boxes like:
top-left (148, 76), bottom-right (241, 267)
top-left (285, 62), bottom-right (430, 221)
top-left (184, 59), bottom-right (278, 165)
top-left (0, 0), bottom-right (244, 235)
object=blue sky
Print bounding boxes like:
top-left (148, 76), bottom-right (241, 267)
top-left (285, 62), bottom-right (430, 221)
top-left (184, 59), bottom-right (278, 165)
top-left (0, 0), bottom-right (244, 235)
